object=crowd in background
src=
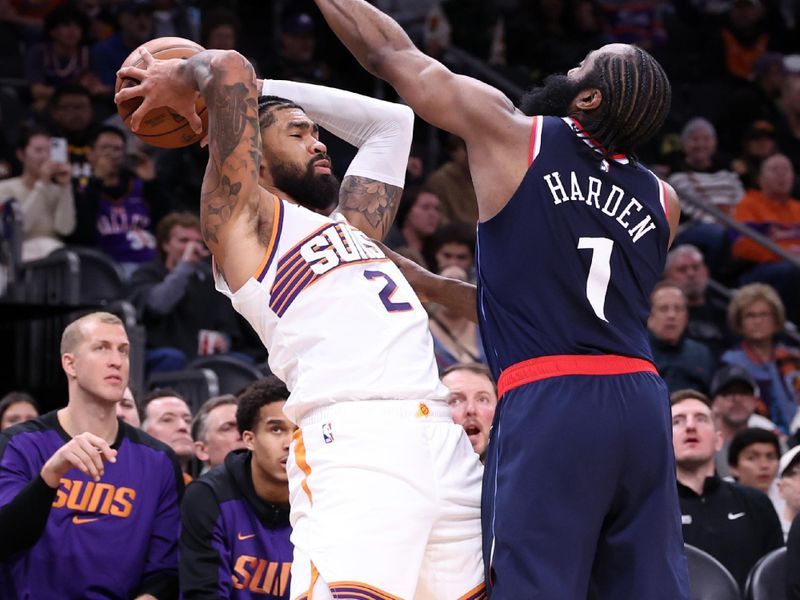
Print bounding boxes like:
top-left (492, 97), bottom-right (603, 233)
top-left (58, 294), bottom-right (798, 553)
top-left (1, 0), bottom-right (800, 596)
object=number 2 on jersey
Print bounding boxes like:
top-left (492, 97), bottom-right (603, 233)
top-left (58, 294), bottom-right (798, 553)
top-left (577, 237), bottom-right (613, 322)
top-left (364, 270), bottom-right (413, 312)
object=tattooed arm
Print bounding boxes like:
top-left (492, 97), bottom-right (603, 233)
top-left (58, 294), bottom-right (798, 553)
top-left (260, 79), bottom-right (413, 240)
top-left (116, 49), bottom-right (271, 291)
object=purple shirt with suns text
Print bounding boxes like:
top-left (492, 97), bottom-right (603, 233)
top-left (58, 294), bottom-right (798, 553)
top-left (0, 411), bottom-right (183, 599)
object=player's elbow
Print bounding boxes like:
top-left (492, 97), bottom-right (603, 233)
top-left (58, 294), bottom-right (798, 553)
top-left (395, 103), bottom-right (414, 132)
top-left (211, 50), bottom-right (249, 76)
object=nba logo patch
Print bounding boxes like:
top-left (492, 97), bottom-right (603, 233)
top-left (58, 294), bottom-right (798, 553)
top-left (322, 423), bottom-right (334, 444)
top-left (600, 159), bottom-right (610, 172)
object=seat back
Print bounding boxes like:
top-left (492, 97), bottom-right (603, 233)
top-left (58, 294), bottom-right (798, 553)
top-left (685, 544), bottom-right (742, 600)
top-left (50, 246), bottom-right (126, 305)
top-left (744, 547), bottom-right (787, 600)
top-left (147, 368), bottom-right (220, 415)
top-left (188, 355), bottom-right (263, 395)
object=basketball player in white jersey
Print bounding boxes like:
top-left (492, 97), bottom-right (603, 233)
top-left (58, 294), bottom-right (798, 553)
top-left (116, 49), bottom-right (485, 600)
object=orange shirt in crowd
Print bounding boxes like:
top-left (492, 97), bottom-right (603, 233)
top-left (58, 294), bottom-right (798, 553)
top-left (732, 190), bottom-right (800, 263)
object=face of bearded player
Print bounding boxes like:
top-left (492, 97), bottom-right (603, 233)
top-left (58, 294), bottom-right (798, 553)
top-left (260, 106), bottom-right (340, 212)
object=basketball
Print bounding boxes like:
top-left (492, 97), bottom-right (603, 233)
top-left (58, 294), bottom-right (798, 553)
top-left (115, 37), bottom-right (209, 149)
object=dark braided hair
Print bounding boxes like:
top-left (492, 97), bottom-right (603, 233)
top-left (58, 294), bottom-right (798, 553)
top-left (581, 46), bottom-right (671, 156)
top-left (257, 95), bottom-right (305, 130)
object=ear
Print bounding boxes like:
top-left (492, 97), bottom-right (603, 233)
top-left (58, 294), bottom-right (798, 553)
top-left (573, 87), bottom-right (603, 112)
top-left (242, 430), bottom-right (255, 451)
top-left (194, 440), bottom-right (209, 462)
top-left (62, 352), bottom-right (77, 380)
top-left (713, 429), bottom-right (724, 453)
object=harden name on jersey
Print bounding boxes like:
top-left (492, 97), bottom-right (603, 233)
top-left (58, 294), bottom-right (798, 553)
top-left (543, 169), bottom-right (659, 243)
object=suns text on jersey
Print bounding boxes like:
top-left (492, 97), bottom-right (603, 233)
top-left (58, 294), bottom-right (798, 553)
top-left (300, 222), bottom-right (384, 275)
top-left (543, 170), bottom-right (658, 243)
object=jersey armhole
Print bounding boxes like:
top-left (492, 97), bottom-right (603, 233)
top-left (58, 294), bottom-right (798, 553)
top-left (253, 194), bottom-right (285, 282)
top-left (528, 116), bottom-right (543, 167)
top-left (658, 179), bottom-right (669, 219)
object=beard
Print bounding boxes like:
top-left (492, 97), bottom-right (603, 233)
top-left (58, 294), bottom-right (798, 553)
top-left (519, 71), bottom-right (604, 118)
top-left (270, 154), bottom-right (340, 212)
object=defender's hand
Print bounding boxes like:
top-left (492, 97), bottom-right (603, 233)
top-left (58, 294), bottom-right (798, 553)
top-left (114, 47), bottom-right (203, 135)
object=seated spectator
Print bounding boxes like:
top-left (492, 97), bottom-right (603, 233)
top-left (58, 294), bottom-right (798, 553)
top-left (711, 364), bottom-right (779, 477)
top-left (663, 244), bottom-right (730, 358)
top-left (0, 391), bottom-right (39, 431)
top-left (0, 311), bottom-right (182, 598)
top-left (192, 395), bottom-right (245, 474)
top-left (425, 134), bottom-right (478, 226)
top-left (776, 76), bottom-right (800, 188)
top-left (384, 185), bottom-right (442, 268)
top-left (116, 385), bottom-right (140, 427)
top-left (179, 377), bottom-right (294, 599)
top-left (47, 84), bottom-right (97, 184)
top-left (129, 212), bottom-right (251, 374)
top-left (441, 363), bottom-right (497, 462)
top-left (718, 0), bottom-right (774, 82)
top-left (265, 12), bottom-right (334, 85)
top-left (668, 118), bottom-right (743, 272)
top-left (648, 282), bottom-right (715, 393)
top-left (428, 265), bottom-right (485, 371)
top-left (422, 221), bottom-right (476, 280)
top-left (90, 0), bottom-right (154, 91)
top-left (201, 9), bottom-right (241, 51)
top-left (731, 120), bottom-right (779, 190)
top-left (69, 125), bottom-right (167, 277)
top-left (24, 5), bottom-right (100, 114)
top-left (777, 445), bottom-right (800, 539)
top-left (728, 427), bottom-right (781, 495)
top-left (0, 126), bottom-right (75, 261)
top-left (722, 283), bottom-right (800, 434)
top-left (732, 153), bottom-right (800, 322)
top-left (141, 388), bottom-right (194, 482)
top-left (671, 389), bottom-right (783, 589)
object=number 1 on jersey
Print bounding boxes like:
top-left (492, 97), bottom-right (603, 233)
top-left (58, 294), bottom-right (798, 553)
top-left (577, 237), bottom-right (613, 322)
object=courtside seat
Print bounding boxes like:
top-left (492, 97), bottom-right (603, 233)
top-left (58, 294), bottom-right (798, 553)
top-left (744, 547), bottom-right (787, 600)
top-left (685, 543), bottom-right (741, 600)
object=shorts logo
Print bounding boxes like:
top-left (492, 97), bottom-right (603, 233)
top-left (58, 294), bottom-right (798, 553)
top-left (322, 423), bottom-right (334, 444)
top-left (417, 403), bottom-right (430, 417)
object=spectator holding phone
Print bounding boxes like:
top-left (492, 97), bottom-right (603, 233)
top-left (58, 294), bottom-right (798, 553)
top-left (0, 126), bottom-right (75, 261)
top-left (129, 212), bottom-right (257, 374)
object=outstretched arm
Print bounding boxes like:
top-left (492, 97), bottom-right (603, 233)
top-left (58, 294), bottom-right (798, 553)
top-left (313, 0), bottom-right (515, 145)
top-left (117, 49), bottom-right (270, 291)
top-left (377, 241), bottom-right (478, 323)
top-left (261, 79), bottom-right (413, 240)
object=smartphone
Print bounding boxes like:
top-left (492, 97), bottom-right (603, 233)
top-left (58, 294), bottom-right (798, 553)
top-left (50, 137), bottom-right (68, 163)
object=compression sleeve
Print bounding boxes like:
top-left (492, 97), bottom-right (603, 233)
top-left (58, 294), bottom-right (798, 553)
top-left (261, 79), bottom-right (414, 188)
top-left (0, 475), bottom-right (57, 559)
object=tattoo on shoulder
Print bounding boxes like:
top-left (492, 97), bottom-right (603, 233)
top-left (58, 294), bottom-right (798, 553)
top-left (338, 175), bottom-right (403, 237)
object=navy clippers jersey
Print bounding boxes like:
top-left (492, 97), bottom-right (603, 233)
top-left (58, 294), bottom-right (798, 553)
top-left (477, 116), bottom-right (671, 378)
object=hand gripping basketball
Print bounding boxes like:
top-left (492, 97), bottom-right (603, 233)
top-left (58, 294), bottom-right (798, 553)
top-left (115, 47), bottom-right (203, 136)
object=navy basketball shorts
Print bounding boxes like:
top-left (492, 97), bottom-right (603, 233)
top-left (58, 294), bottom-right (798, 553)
top-left (482, 355), bottom-right (689, 599)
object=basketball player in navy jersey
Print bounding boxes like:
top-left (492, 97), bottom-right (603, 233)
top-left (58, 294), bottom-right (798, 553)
top-left (310, 2), bottom-right (689, 599)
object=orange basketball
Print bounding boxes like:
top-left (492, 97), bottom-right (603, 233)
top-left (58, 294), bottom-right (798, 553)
top-left (115, 37), bottom-right (209, 149)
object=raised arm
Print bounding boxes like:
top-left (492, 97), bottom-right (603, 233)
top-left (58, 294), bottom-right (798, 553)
top-left (116, 49), bottom-right (271, 291)
top-left (260, 78), bottom-right (413, 239)
top-left (312, 0), bottom-right (532, 221)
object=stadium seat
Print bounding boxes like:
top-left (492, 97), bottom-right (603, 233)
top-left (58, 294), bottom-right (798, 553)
top-left (188, 355), bottom-right (263, 395)
top-left (50, 246), bottom-right (126, 305)
top-left (744, 547), bottom-right (787, 600)
top-left (685, 543), bottom-right (742, 600)
top-left (148, 368), bottom-right (220, 414)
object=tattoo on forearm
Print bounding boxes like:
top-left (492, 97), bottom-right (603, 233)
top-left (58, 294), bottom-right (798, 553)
top-left (199, 55), bottom-right (261, 247)
top-left (339, 176), bottom-right (402, 238)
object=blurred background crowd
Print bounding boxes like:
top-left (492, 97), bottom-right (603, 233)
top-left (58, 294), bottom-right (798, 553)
top-left (1, 0), bottom-right (800, 594)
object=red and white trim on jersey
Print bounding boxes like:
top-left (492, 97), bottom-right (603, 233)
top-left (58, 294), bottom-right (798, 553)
top-left (562, 117), bottom-right (630, 165)
top-left (528, 116), bottom-right (543, 167)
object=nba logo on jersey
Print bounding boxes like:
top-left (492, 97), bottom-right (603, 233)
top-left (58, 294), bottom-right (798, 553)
top-left (322, 423), bottom-right (334, 444)
top-left (600, 159), bottom-right (610, 172)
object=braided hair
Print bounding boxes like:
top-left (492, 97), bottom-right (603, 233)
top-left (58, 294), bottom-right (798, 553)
top-left (257, 95), bottom-right (305, 130)
top-left (581, 46), bottom-right (671, 156)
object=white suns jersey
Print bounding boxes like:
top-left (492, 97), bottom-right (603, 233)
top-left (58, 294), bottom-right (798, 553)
top-left (215, 196), bottom-right (448, 424)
